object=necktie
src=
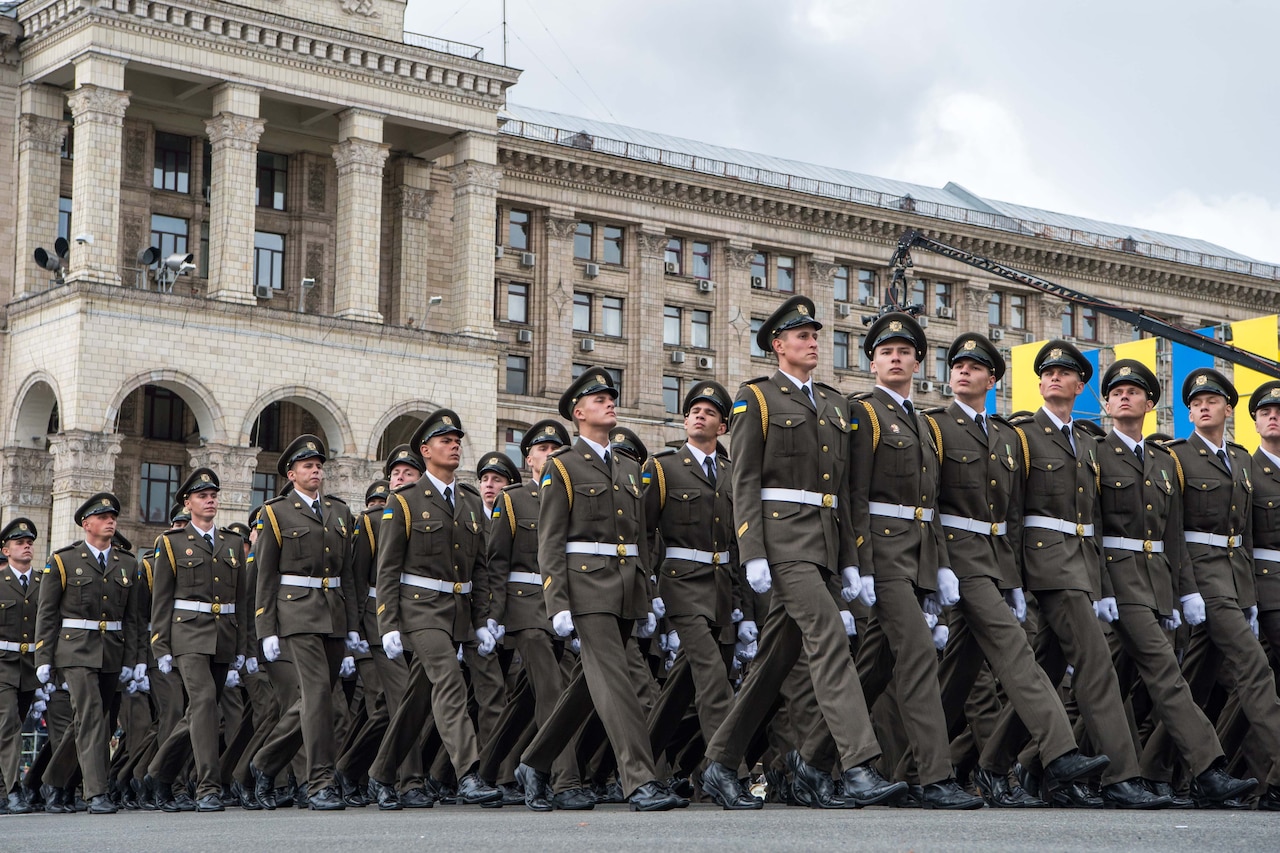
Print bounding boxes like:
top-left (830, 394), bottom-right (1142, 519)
top-left (204, 533), bottom-right (214, 551)
top-left (705, 457), bottom-right (717, 486)
top-left (1217, 449), bottom-right (1230, 472)
top-left (1061, 424), bottom-right (1075, 454)
top-left (312, 499), bottom-right (323, 522)
top-left (603, 450), bottom-right (612, 468)
top-left (975, 413), bottom-right (986, 435)
top-left (98, 553), bottom-right (107, 573)
top-left (443, 486), bottom-right (454, 511)
top-left (1135, 444), bottom-right (1144, 464)
top-left (20, 574), bottom-right (28, 592)
top-left (804, 385), bottom-right (815, 406)
top-left (903, 400), bottom-right (914, 418)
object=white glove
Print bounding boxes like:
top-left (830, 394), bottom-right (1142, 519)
top-left (922, 595), bottom-right (943, 617)
top-left (32, 699), bottom-right (47, 714)
top-left (1247, 605), bottom-right (1259, 637)
top-left (382, 630), bottom-right (403, 659)
top-left (345, 631), bottom-right (361, 652)
top-left (34, 687), bottom-right (49, 702)
top-left (245, 656), bottom-right (259, 674)
top-left (475, 626), bottom-right (496, 656)
top-left (125, 679), bottom-right (140, 695)
top-left (133, 663), bottom-right (147, 681)
top-left (339, 656), bottom-right (356, 678)
top-left (730, 608), bottom-right (744, 623)
top-left (840, 567), bottom-right (862, 603)
top-left (637, 612), bottom-right (658, 637)
top-left (935, 568), bottom-right (961, 606)
top-left (735, 639), bottom-right (758, 662)
top-left (664, 630), bottom-right (681, 654)
top-left (552, 610), bottom-right (574, 638)
top-left (225, 669), bottom-right (241, 688)
top-left (840, 610), bottom-right (857, 636)
top-left (1180, 593), bottom-right (1206, 626)
top-left (1004, 588), bottom-right (1027, 623)
top-left (262, 635), bottom-right (281, 662)
top-left (119, 666), bottom-right (133, 684)
top-left (137, 675), bottom-right (150, 693)
top-left (737, 620), bottom-right (758, 644)
top-left (923, 610), bottom-right (939, 629)
top-left (568, 637), bottom-right (581, 655)
top-left (486, 618), bottom-right (506, 644)
top-left (1094, 597), bottom-right (1119, 623)
top-left (233, 655), bottom-right (245, 671)
top-left (652, 597), bottom-right (666, 619)
top-left (858, 575), bottom-right (877, 608)
top-left (1161, 609), bottom-right (1183, 632)
top-left (157, 654), bottom-right (173, 675)
top-left (745, 558), bottom-right (772, 594)
top-left (355, 637), bottom-right (370, 654)
top-left (933, 623), bottom-right (950, 650)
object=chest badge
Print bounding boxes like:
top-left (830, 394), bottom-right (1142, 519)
top-left (890, 423), bottom-right (900, 434)
top-left (186, 549), bottom-right (194, 556)
top-left (75, 567), bottom-right (83, 576)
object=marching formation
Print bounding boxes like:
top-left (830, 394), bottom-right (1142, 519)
top-left (4, 295), bottom-right (1280, 817)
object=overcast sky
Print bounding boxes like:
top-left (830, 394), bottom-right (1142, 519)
top-left (405, 0), bottom-right (1280, 263)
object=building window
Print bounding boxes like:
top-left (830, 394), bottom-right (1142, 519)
top-left (149, 214), bottom-right (189, 264)
top-left (1009, 294), bottom-right (1027, 330)
top-left (153, 132), bottom-right (191, 193)
top-left (140, 462), bottom-right (181, 524)
top-left (691, 310), bottom-right (711, 349)
top-left (508, 209), bottom-right (531, 250)
top-left (988, 291), bottom-right (1004, 326)
top-left (1062, 306), bottom-right (1074, 338)
top-left (1079, 306), bottom-right (1098, 341)
top-left (503, 281), bottom-right (529, 324)
top-left (574, 222), bottom-right (593, 260)
top-left (573, 292), bottom-right (592, 332)
top-left (934, 281), bottom-right (953, 315)
top-left (664, 305), bottom-right (682, 346)
top-left (663, 376), bottom-right (681, 414)
top-left (750, 253), bottom-right (768, 288)
top-left (251, 472), bottom-right (277, 509)
top-left (858, 268), bottom-right (876, 304)
top-left (505, 355), bottom-right (529, 395)
top-left (833, 331), bottom-right (850, 370)
top-left (605, 367), bottom-right (623, 399)
top-left (254, 231), bottom-right (285, 290)
top-left (61, 112), bottom-right (73, 160)
top-left (503, 426), bottom-right (525, 469)
top-left (256, 152), bottom-right (288, 210)
top-left (909, 278), bottom-right (927, 309)
top-left (777, 256), bottom-right (795, 293)
top-left (750, 318), bottom-right (768, 358)
top-left (602, 297), bottom-right (623, 337)
top-left (602, 225), bottom-right (624, 265)
top-left (935, 346), bottom-right (949, 380)
top-left (665, 237), bottom-right (682, 275)
top-left (250, 401), bottom-right (283, 452)
top-left (858, 337), bottom-right (871, 372)
top-left (692, 241), bottom-right (712, 279)
top-left (58, 197), bottom-right (72, 243)
top-left (572, 363), bottom-right (587, 380)
top-left (833, 265), bottom-right (850, 302)
top-left (143, 386), bottom-right (187, 442)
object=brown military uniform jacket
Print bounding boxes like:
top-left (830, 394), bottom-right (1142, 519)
top-left (643, 442), bottom-right (739, 643)
top-left (1011, 409), bottom-right (1104, 596)
top-left (730, 372), bottom-right (855, 574)
top-left (0, 566), bottom-right (41, 689)
top-left (36, 543), bottom-right (143, 672)
top-left (1098, 431), bottom-right (1194, 616)
top-left (255, 493), bottom-right (357, 641)
top-left (1251, 447), bottom-right (1280, 611)
top-left (849, 388), bottom-right (948, 588)
top-left (487, 480), bottom-right (552, 634)
top-left (538, 438), bottom-right (650, 621)
top-left (375, 478), bottom-right (487, 642)
top-left (351, 507), bottom-right (382, 649)
top-left (930, 404), bottom-right (1023, 589)
top-left (150, 524), bottom-right (248, 663)
top-left (1168, 434), bottom-right (1255, 607)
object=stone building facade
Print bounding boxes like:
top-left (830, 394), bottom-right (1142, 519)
top-left (1, 0), bottom-right (1277, 549)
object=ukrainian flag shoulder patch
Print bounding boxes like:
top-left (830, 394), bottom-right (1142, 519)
top-left (850, 417), bottom-right (859, 431)
top-left (491, 507), bottom-right (502, 519)
top-left (732, 400), bottom-right (748, 416)
top-left (540, 474), bottom-right (552, 488)
top-left (641, 471), bottom-right (652, 485)
top-left (382, 509), bottom-right (394, 520)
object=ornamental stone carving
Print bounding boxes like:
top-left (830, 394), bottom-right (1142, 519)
top-left (448, 161), bottom-right (502, 192)
top-left (18, 114), bottom-right (67, 155)
top-left (206, 113), bottom-right (266, 151)
top-left (724, 246), bottom-right (756, 270)
top-left (323, 457), bottom-right (380, 505)
top-left (66, 86), bottom-right (130, 125)
top-left (340, 0), bottom-right (380, 18)
top-left (187, 444), bottom-right (260, 510)
top-left (635, 230), bottom-right (669, 259)
top-left (124, 125), bottom-right (148, 179)
top-left (0, 447), bottom-right (54, 508)
top-left (332, 138), bottom-right (391, 176)
top-left (307, 163), bottom-right (327, 211)
top-left (395, 187), bottom-right (435, 221)
top-left (545, 216), bottom-right (579, 241)
top-left (962, 284), bottom-right (991, 311)
top-left (48, 431), bottom-right (124, 496)
top-left (809, 260), bottom-right (838, 282)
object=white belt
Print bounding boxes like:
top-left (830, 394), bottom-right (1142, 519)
top-left (870, 501), bottom-right (935, 522)
top-left (1102, 536), bottom-right (1164, 554)
top-left (1255, 548), bottom-right (1280, 564)
top-left (279, 575), bottom-right (338, 590)
top-left (0, 641), bottom-right (33, 653)
top-left (566, 542), bottom-right (639, 557)
top-left (61, 618), bottom-right (122, 631)
top-left (1024, 515), bottom-right (1094, 537)
top-left (399, 573), bottom-right (472, 594)
top-left (1184, 531), bottom-right (1242, 549)
top-left (507, 572), bottom-right (543, 585)
top-left (664, 547), bottom-right (730, 565)
top-left (174, 599), bottom-right (235, 614)
top-left (939, 514), bottom-right (1007, 536)
top-left (761, 488), bottom-right (839, 509)
top-left (368, 586), bottom-right (377, 599)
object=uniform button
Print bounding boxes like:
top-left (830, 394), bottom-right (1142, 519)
top-left (102, 595), bottom-right (107, 600)
top-left (990, 454), bottom-right (995, 461)
top-left (616, 509), bottom-right (623, 516)
top-left (1036, 541), bottom-right (1043, 547)
top-left (614, 485), bottom-right (619, 491)
top-left (1046, 464), bottom-right (1053, 470)
top-left (580, 565), bottom-right (587, 571)
top-left (819, 419), bottom-right (826, 425)
top-left (990, 480), bottom-right (997, 487)
top-left (413, 594), bottom-right (420, 599)
top-left (947, 533), bottom-right (954, 540)
top-left (454, 544), bottom-right (460, 549)
top-left (1078, 487), bottom-right (1084, 493)
top-left (714, 517), bottom-right (720, 522)
top-left (822, 473), bottom-right (830, 481)
top-left (822, 445), bottom-right (828, 452)
top-left (1145, 480), bottom-right (1151, 486)
top-left (772, 512), bottom-right (779, 518)
top-left (1232, 505), bottom-right (1236, 511)
top-left (620, 559), bottom-right (626, 565)
top-left (1107, 555), bottom-right (1112, 561)
top-left (1146, 505), bottom-right (1153, 511)
top-left (325, 547), bottom-right (330, 553)
top-left (884, 528), bottom-right (890, 534)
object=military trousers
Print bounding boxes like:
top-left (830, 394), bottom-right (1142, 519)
top-left (253, 634), bottom-right (344, 793)
top-left (0, 674), bottom-right (34, 792)
top-left (647, 614), bottom-right (734, 753)
top-left (148, 654), bottom-right (229, 797)
top-left (61, 666), bottom-right (118, 799)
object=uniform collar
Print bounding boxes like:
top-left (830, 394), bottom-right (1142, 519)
top-left (1261, 447), bottom-right (1280, 470)
top-left (685, 442), bottom-right (711, 467)
top-left (424, 469), bottom-right (455, 496)
top-left (1194, 431), bottom-right (1228, 457)
top-left (1112, 430), bottom-right (1142, 454)
top-left (779, 369), bottom-right (814, 400)
top-left (954, 399), bottom-right (986, 422)
top-left (580, 435), bottom-right (610, 465)
top-left (1042, 407), bottom-right (1072, 432)
top-left (86, 542), bottom-right (111, 563)
top-left (876, 385), bottom-right (911, 408)
top-left (190, 521), bottom-right (216, 539)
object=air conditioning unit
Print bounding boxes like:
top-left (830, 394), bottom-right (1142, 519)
top-left (936, 307), bottom-right (955, 319)
top-left (917, 380), bottom-right (935, 393)
top-left (989, 328), bottom-right (1005, 341)
top-left (859, 296), bottom-right (874, 306)
top-left (584, 262), bottom-right (600, 277)
top-left (254, 284), bottom-right (274, 299)
top-left (750, 276), bottom-right (766, 289)
top-left (670, 351), bottom-right (686, 364)
top-left (697, 279), bottom-right (715, 293)
top-left (941, 386), bottom-right (955, 397)
top-left (516, 329), bottom-right (533, 344)
top-left (918, 316), bottom-right (929, 328)
top-left (836, 303), bottom-right (852, 318)
top-left (519, 251), bottom-right (536, 267)
top-left (579, 338), bottom-right (595, 352)
top-left (696, 355), bottom-right (714, 370)
top-left (495, 245), bottom-right (504, 259)
top-left (664, 262), bottom-right (677, 274)
top-left (1023, 332), bottom-right (1037, 344)
top-left (1063, 335), bottom-right (1077, 343)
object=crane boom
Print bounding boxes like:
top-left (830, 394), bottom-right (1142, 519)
top-left (888, 229), bottom-right (1280, 381)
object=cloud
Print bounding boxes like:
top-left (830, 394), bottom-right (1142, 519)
top-left (1132, 191), bottom-right (1280, 265)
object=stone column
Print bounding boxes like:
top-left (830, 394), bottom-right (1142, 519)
top-left (187, 443), bottom-right (260, 522)
top-left (963, 283), bottom-right (991, 333)
top-left (1036, 296), bottom-right (1063, 341)
top-left (15, 85), bottom-right (68, 298)
top-left (540, 215), bottom-right (579, 398)
top-left (723, 243), bottom-right (758, 380)
top-left (322, 456), bottom-right (380, 507)
top-left (332, 109), bottom-right (390, 323)
top-left (631, 229), bottom-right (669, 418)
top-left (447, 133), bottom-right (501, 336)
top-left (65, 54), bottom-right (129, 287)
top-left (0, 447), bottom-right (54, 550)
top-left (389, 164), bottom-right (434, 326)
top-left (808, 259), bottom-right (839, 385)
top-left (47, 430), bottom-right (123, 546)
top-left (205, 84), bottom-right (265, 305)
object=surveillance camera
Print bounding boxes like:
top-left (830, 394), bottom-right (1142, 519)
top-left (75, 233), bottom-right (94, 245)
top-left (428, 295), bottom-right (443, 306)
top-left (300, 277), bottom-right (316, 288)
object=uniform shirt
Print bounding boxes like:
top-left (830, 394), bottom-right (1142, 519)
top-left (36, 542), bottom-right (143, 672)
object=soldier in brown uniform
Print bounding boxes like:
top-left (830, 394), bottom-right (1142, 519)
top-left (0, 518), bottom-right (41, 813)
top-left (984, 342), bottom-right (1168, 808)
top-left (145, 468), bottom-right (250, 811)
top-left (1251, 380), bottom-right (1280, 667)
top-left (250, 435), bottom-right (359, 811)
top-left (368, 411), bottom-right (501, 807)
top-left (35, 493), bottom-right (144, 814)
top-left (699, 297), bottom-right (904, 811)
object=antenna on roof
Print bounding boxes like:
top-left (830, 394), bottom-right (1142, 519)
top-left (502, 0), bottom-right (508, 66)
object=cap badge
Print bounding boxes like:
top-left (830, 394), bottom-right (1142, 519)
top-left (797, 304), bottom-right (810, 316)
top-left (1050, 348), bottom-right (1063, 359)
top-left (889, 320), bottom-right (903, 332)
top-left (962, 340), bottom-right (976, 351)
top-left (613, 433), bottom-right (624, 442)
top-left (442, 415), bottom-right (453, 425)
top-left (200, 473), bottom-right (210, 482)
top-left (1119, 366), bottom-right (1131, 376)
top-left (102, 498), bottom-right (111, 507)
top-left (702, 387), bottom-right (714, 395)
top-left (305, 441), bottom-right (316, 451)
top-left (595, 374), bottom-right (606, 385)
top-left (1195, 374), bottom-right (1207, 386)
top-left (545, 425), bottom-right (555, 434)
top-left (1271, 388), bottom-right (1280, 399)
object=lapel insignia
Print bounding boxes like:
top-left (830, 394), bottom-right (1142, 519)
top-left (186, 548), bottom-right (194, 556)
top-left (889, 423), bottom-right (900, 434)
top-left (75, 567), bottom-right (83, 576)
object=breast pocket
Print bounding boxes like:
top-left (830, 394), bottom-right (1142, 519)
top-left (282, 527), bottom-right (310, 562)
top-left (880, 433), bottom-right (918, 477)
top-left (574, 484), bottom-right (610, 522)
top-left (1028, 457), bottom-right (1066, 496)
top-left (1184, 477), bottom-right (1222, 519)
top-left (942, 448), bottom-right (982, 492)
top-left (67, 573), bottom-right (95, 607)
top-left (515, 518), bottom-right (538, 552)
top-left (1100, 474), bottom-right (1137, 517)
top-left (410, 520), bottom-right (446, 557)
top-left (769, 414), bottom-right (809, 459)
top-left (177, 557), bottom-right (205, 596)
top-left (0, 599), bottom-right (16, 627)
top-left (666, 489), bottom-right (702, 526)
